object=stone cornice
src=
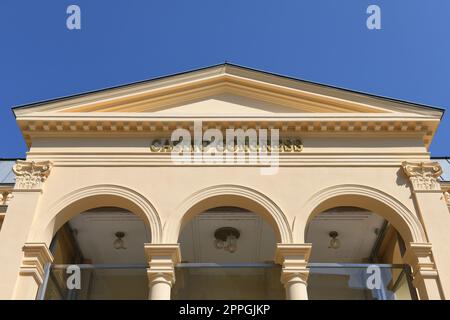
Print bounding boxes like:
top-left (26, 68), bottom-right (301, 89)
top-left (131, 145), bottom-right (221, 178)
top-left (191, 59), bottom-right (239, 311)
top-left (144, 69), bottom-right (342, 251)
top-left (13, 67), bottom-right (443, 117)
top-left (12, 160), bottom-right (53, 190)
top-left (14, 65), bottom-right (442, 149)
top-left (26, 151), bottom-right (431, 168)
top-left (17, 118), bottom-right (437, 148)
top-left (402, 161), bottom-right (443, 192)
top-left (19, 243), bottom-right (54, 285)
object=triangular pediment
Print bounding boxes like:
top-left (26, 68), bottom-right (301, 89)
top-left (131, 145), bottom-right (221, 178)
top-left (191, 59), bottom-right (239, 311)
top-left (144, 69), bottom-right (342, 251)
top-left (53, 91), bottom-right (394, 116)
top-left (13, 64), bottom-right (443, 118)
top-left (50, 79), bottom-right (393, 115)
top-left (12, 64), bottom-right (443, 148)
top-left (141, 94), bottom-right (306, 116)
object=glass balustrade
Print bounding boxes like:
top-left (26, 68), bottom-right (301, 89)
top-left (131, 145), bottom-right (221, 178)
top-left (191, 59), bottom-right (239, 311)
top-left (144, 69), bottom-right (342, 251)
top-left (39, 264), bottom-right (148, 300)
top-left (171, 263), bottom-right (285, 300)
top-left (307, 263), bottom-right (415, 300)
top-left (38, 263), bottom-right (415, 300)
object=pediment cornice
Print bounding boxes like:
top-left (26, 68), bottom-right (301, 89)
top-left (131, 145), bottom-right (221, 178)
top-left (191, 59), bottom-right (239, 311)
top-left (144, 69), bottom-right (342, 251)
top-left (13, 64), bottom-right (443, 148)
top-left (17, 116), bottom-right (438, 148)
top-left (14, 65), bottom-right (444, 117)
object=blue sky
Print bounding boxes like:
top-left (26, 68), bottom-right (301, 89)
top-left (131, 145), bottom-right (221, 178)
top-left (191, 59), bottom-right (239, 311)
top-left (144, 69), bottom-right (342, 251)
top-left (0, 0), bottom-right (449, 157)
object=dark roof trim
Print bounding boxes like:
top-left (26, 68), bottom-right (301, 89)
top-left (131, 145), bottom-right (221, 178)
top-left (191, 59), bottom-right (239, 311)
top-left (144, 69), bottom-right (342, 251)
top-left (0, 158), bottom-right (24, 161)
top-left (11, 63), bottom-right (228, 113)
top-left (11, 62), bottom-right (446, 117)
top-left (0, 183), bottom-right (15, 186)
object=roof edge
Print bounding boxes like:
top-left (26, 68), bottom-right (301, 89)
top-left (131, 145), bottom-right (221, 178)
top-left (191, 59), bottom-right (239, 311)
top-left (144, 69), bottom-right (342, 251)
top-left (11, 62), bottom-right (446, 117)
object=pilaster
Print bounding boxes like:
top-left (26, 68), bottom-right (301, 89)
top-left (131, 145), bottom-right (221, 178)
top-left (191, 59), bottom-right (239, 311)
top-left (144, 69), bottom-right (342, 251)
top-left (403, 243), bottom-right (442, 300)
top-left (19, 243), bottom-right (54, 284)
top-left (0, 160), bottom-right (53, 299)
top-left (402, 161), bottom-right (449, 299)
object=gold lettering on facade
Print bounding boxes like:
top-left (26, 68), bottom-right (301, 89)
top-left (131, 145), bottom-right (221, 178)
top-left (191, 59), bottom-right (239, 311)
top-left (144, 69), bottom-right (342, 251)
top-left (149, 138), bottom-right (303, 153)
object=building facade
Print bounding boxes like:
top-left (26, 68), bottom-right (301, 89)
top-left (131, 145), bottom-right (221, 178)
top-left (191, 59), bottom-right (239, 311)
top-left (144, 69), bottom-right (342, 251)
top-left (0, 64), bottom-right (449, 300)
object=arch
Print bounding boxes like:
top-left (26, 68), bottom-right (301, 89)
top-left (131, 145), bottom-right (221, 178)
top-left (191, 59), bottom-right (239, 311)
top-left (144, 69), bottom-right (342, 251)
top-left (294, 184), bottom-right (427, 244)
top-left (30, 184), bottom-right (162, 244)
top-left (163, 184), bottom-right (292, 243)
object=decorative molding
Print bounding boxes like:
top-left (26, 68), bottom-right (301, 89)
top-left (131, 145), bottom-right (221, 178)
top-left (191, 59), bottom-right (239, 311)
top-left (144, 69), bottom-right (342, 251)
top-left (445, 191), bottom-right (450, 209)
top-left (0, 189), bottom-right (13, 206)
top-left (311, 210), bottom-right (372, 221)
top-left (275, 244), bottom-right (312, 285)
top-left (14, 66), bottom-right (441, 149)
top-left (164, 184), bottom-right (292, 244)
top-left (19, 243), bottom-right (54, 285)
top-left (144, 244), bottom-right (181, 286)
top-left (402, 161), bottom-right (443, 192)
top-left (12, 160), bottom-right (53, 190)
top-left (5, 192), bottom-right (13, 205)
top-left (37, 184), bottom-right (162, 244)
top-left (13, 65), bottom-right (442, 119)
top-left (25, 151), bottom-right (432, 168)
top-left (439, 182), bottom-right (450, 212)
top-left (403, 243), bottom-right (439, 287)
top-left (294, 184), bottom-right (427, 244)
top-left (17, 119), bottom-right (436, 148)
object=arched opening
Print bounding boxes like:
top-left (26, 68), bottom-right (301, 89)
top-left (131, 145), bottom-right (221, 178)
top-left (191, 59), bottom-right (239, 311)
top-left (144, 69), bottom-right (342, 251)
top-left (41, 206), bottom-right (150, 300)
top-left (172, 206), bottom-right (285, 299)
top-left (305, 206), bottom-right (417, 300)
top-left (164, 185), bottom-right (292, 244)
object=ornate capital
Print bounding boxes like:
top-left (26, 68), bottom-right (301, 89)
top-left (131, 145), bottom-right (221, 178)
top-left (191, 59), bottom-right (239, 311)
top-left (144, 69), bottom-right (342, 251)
top-left (144, 244), bottom-right (181, 286)
top-left (441, 183), bottom-right (450, 211)
top-left (402, 161), bottom-right (442, 192)
top-left (0, 190), bottom-right (13, 205)
top-left (275, 244), bottom-right (312, 285)
top-left (20, 243), bottom-right (54, 285)
top-left (13, 160), bottom-right (53, 190)
top-left (404, 243), bottom-right (438, 287)
top-left (444, 191), bottom-right (450, 208)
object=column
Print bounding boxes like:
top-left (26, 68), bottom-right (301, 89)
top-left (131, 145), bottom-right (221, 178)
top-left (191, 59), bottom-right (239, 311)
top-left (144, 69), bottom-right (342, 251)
top-left (13, 243), bottom-right (53, 299)
top-left (275, 243), bottom-right (312, 300)
top-left (144, 243), bottom-right (181, 300)
top-left (0, 160), bottom-right (52, 299)
top-left (402, 161), bottom-right (449, 299)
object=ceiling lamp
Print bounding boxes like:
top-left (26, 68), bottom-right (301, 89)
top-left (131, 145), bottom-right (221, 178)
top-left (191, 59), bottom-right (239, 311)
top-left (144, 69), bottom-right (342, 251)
top-left (214, 227), bottom-right (240, 253)
top-left (113, 231), bottom-right (126, 250)
top-left (328, 231), bottom-right (341, 249)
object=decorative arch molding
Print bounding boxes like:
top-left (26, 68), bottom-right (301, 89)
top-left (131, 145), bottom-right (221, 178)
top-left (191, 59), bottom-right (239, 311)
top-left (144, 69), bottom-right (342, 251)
top-left (293, 184), bottom-right (427, 244)
top-left (163, 184), bottom-right (292, 244)
top-left (30, 184), bottom-right (163, 244)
